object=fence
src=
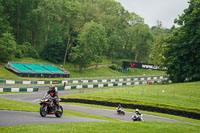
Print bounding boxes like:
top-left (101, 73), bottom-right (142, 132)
top-left (0, 87), bottom-right (38, 92)
top-left (0, 75), bottom-right (169, 85)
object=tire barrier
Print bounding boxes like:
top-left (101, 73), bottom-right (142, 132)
top-left (0, 87), bottom-right (38, 92)
top-left (0, 75), bottom-right (169, 85)
top-left (60, 98), bottom-right (200, 120)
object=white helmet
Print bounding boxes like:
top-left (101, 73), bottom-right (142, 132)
top-left (136, 109), bottom-right (139, 112)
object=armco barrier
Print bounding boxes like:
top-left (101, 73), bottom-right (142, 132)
top-left (0, 87), bottom-right (38, 92)
top-left (60, 98), bottom-right (200, 120)
top-left (0, 75), bottom-right (168, 85)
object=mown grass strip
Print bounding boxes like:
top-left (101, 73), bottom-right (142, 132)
top-left (0, 121), bottom-right (199, 133)
top-left (0, 98), bottom-right (39, 112)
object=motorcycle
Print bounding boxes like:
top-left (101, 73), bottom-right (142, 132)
top-left (39, 93), bottom-right (63, 118)
top-left (116, 107), bottom-right (125, 115)
top-left (132, 113), bottom-right (143, 121)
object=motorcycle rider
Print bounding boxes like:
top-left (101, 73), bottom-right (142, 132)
top-left (47, 85), bottom-right (59, 109)
top-left (116, 104), bottom-right (125, 115)
top-left (117, 104), bottom-right (122, 110)
top-left (132, 108), bottom-right (143, 121)
top-left (135, 109), bottom-right (141, 115)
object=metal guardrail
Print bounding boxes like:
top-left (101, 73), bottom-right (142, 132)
top-left (0, 75), bottom-right (168, 85)
top-left (0, 87), bottom-right (38, 92)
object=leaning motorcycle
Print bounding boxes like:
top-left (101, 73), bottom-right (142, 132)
top-left (40, 93), bottom-right (63, 118)
top-left (116, 107), bottom-right (125, 115)
top-left (132, 113), bottom-right (143, 121)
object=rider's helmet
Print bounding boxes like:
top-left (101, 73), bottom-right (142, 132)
top-left (49, 85), bottom-right (55, 91)
top-left (136, 109), bottom-right (139, 112)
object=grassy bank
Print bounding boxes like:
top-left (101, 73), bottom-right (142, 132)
top-left (0, 98), bottom-right (116, 122)
top-left (0, 121), bottom-right (199, 133)
top-left (0, 98), bottom-right (39, 112)
top-left (61, 81), bottom-right (200, 113)
top-left (69, 67), bottom-right (165, 78)
top-left (0, 66), bottom-right (165, 80)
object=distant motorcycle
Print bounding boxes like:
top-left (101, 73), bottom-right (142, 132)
top-left (116, 107), bottom-right (125, 115)
top-left (40, 93), bottom-right (63, 118)
top-left (132, 113), bottom-right (143, 121)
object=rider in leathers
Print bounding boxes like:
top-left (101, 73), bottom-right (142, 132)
top-left (47, 85), bottom-right (59, 109)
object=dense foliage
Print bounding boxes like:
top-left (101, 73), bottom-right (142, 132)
top-left (0, 0), bottom-right (199, 83)
top-left (163, 0), bottom-right (200, 82)
top-left (0, 33), bottom-right (16, 62)
top-left (0, 0), bottom-right (153, 66)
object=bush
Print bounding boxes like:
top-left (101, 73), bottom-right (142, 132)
top-left (109, 64), bottom-right (122, 72)
top-left (0, 33), bottom-right (16, 63)
top-left (109, 64), bottom-right (117, 70)
top-left (15, 42), bottom-right (39, 59)
top-left (24, 42), bottom-right (39, 58)
top-left (116, 66), bottom-right (122, 72)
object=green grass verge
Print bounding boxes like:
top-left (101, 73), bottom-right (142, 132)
top-left (68, 67), bottom-right (165, 78)
top-left (0, 66), bottom-right (165, 79)
top-left (0, 98), bottom-right (39, 112)
top-left (61, 81), bottom-right (200, 113)
top-left (12, 57), bottom-right (54, 65)
top-left (0, 121), bottom-right (199, 133)
top-left (63, 109), bottom-right (119, 122)
top-left (62, 102), bottom-right (200, 125)
top-left (0, 96), bottom-right (199, 132)
top-left (0, 98), bottom-right (116, 122)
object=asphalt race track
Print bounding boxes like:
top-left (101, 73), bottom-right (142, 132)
top-left (0, 110), bottom-right (107, 127)
top-left (0, 86), bottom-right (192, 126)
top-left (0, 110), bottom-right (108, 127)
top-left (61, 104), bottom-right (191, 124)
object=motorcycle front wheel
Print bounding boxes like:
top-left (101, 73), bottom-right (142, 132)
top-left (40, 104), bottom-right (47, 117)
top-left (55, 105), bottom-right (63, 118)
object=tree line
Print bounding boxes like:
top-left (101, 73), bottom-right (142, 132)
top-left (0, 0), bottom-right (163, 64)
top-left (0, 0), bottom-right (199, 82)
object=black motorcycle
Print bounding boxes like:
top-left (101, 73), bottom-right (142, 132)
top-left (40, 93), bottom-right (63, 118)
top-left (116, 107), bottom-right (125, 115)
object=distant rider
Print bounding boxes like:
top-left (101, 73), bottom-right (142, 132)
top-left (47, 85), bottom-right (59, 109)
top-left (117, 104), bottom-right (122, 110)
top-left (135, 109), bottom-right (141, 115)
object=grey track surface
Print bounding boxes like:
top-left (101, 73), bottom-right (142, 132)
top-left (0, 86), bottom-right (193, 126)
top-left (0, 110), bottom-right (106, 127)
top-left (61, 104), bottom-right (191, 124)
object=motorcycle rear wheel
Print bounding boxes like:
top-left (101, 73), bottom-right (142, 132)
top-left (122, 111), bottom-right (125, 115)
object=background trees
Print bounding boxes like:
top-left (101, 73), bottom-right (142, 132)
top-left (163, 0), bottom-right (200, 82)
top-left (70, 21), bottom-right (107, 70)
top-left (0, 33), bottom-right (16, 62)
top-left (0, 0), bottom-right (154, 65)
top-left (0, 0), bottom-right (199, 83)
